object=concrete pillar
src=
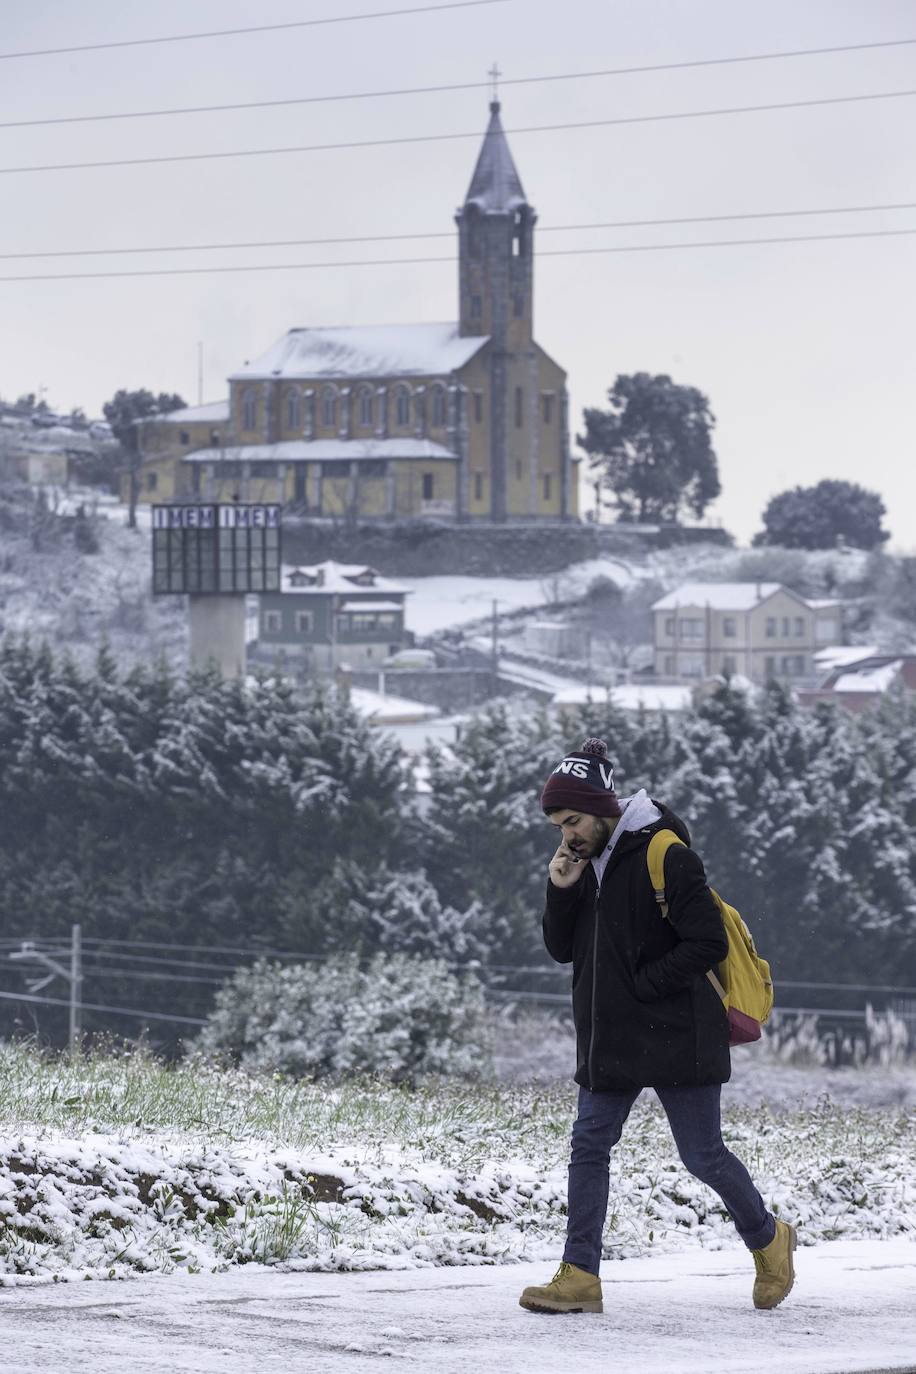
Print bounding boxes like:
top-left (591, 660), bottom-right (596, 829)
top-left (188, 596), bottom-right (247, 677)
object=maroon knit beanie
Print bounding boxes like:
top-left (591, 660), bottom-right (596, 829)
top-left (540, 737), bottom-right (623, 818)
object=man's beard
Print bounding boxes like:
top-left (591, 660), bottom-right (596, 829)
top-left (576, 817), bottom-right (614, 859)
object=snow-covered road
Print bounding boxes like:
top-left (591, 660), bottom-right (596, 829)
top-left (1, 1239), bottom-right (914, 1374)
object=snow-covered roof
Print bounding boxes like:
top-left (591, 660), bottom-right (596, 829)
top-left (349, 687), bottom-right (440, 724)
top-left (229, 323), bottom-right (489, 382)
top-left (832, 661), bottom-right (902, 694)
top-left (152, 400), bottom-right (229, 425)
top-left (280, 561), bottom-right (408, 596)
top-left (183, 438), bottom-right (457, 464)
top-left (463, 101), bottom-right (528, 214)
top-left (651, 582), bottom-right (785, 612)
top-left (553, 684), bottom-right (693, 713)
top-left (814, 644), bottom-right (879, 671)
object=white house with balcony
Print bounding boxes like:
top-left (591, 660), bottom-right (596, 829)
top-left (651, 583), bottom-right (845, 685)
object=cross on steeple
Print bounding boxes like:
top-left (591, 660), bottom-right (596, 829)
top-left (488, 61), bottom-right (502, 107)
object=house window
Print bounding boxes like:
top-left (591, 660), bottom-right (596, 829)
top-left (358, 387), bottom-right (373, 427)
top-left (664, 617), bottom-right (676, 637)
top-left (680, 653), bottom-right (704, 678)
top-left (542, 394), bottom-right (554, 424)
top-left (473, 391), bottom-right (483, 423)
top-left (764, 656), bottom-right (776, 678)
top-left (242, 388), bottom-right (257, 430)
top-left (146, 471), bottom-right (158, 491)
top-left (209, 429), bottom-right (220, 447)
top-left (179, 430), bottom-right (190, 445)
top-left (543, 473), bottom-right (552, 501)
top-left (794, 617), bottom-right (805, 637)
top-left (722, 655), bottom-right (737, 675)
top-left (191, 465), bottom-right (201, 495)
top-left (264, 610), bottom-right (282, 634)
top-left (663, 655), bottom-right (675, 675)
top-left (679, 618), bottom-right (704, 640)
top-left (782, 617), bottom-right (790, 637)
top-left (422, 472), bottom-right (434, 500)
top-left (514, 386), bottom-right (523, 428)
top-left (321, 388), bottom-right (336, 429)
top-left (723, 616), bottom-right (737, 638)
top-left (765, 617), bottom-right (776, 639)
top-left (286, 390), bottom-right (301, 431)
top-left (474, 472), bottom-right (483, 501)
top-left (470, 295), bottom-right (482, 318)
top-left (395, 387), bottom-right (411, 427)
top-left (294, 610), bottom-right (314, 634)
top-left (430, 386), bottom-right (446, 428)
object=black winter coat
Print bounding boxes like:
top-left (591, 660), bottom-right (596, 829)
top-left (542, 804), bottom-right (730, 1092)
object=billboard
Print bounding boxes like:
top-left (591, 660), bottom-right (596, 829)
top-left (152, 504), bottom-right (281, 595)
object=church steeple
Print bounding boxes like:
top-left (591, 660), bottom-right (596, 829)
top-left (455, 99), bottom-right (536, 343)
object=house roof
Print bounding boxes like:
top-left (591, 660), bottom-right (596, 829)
top-left (229, 323), bottom-right (489, 382)
top-left (651, 582), bottom-right (786, 612)
top-left (150, 400), bottom-right (229, 425)
top-left (182, 438), bottom-right (458, 464)
top-left (463, 100), bottom-right (528, 214)
top-left (279, 561), bottom-right (409, 596)
top-left (833, 661), bottom-right (903, 694)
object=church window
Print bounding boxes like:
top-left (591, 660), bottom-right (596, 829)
top-left (430, 386), bottom-right (446, 428)
top-left (422, 472), bottom-right (434, 500)
top-left (543, 473), bottom-right (552, 501)
top-left (542, 393), bottom-right (554, 423)
top-left (470, 295), bottom-right (482, 318)
top-left (474, 472), bottom-right (483, 501)
top-left (358, 387), bottom-right (373, 427)
top-left (242, 388), bottom-right (257, 430)
top-left (395, 387), bottom-right (411, 427)
top-left (209, 429), bottom-right (220, 446)
top-left (179, 430), bottom-right (190, 445)
top-left (513, 294), bottom-right (524, 317)
top-left (321, 388), bottom-right (337, 428)
top-left (473, 391), bottom-right (484, 423)
top-left (514, 387), bottom-right (523, 428)
top-left (286, 390), bottom-right (301, 431)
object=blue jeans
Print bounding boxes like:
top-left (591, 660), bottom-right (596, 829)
top-left (562, 1084), bottom-right (776, 1275)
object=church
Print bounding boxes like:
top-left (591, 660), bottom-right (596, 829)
top-left (131, 100), bottom-right (578, 523)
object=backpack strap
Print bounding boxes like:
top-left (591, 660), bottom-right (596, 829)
top-left (647, 829), bottom-right (685, 919)
top-left (648, 829), bottom-right (728, 1004)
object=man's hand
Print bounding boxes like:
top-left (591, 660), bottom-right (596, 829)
top-left (548, 842), bottom-right (587, 889)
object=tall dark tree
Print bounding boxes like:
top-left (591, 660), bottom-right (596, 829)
top-left (102, 389), bottom-right (185, 527)
top-left (578, 373), bottom-right (721, 523)
top-left (754, 479), bottom-right (889, 551)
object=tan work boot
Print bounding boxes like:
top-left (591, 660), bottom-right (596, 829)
top-left (519, 1261), bottom-right (603, 1314)
top-left (752, 1219), bottom-right (797, 1309)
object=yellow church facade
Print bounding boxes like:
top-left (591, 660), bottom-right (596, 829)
top-left (129, 101), bottom-right (578, 523)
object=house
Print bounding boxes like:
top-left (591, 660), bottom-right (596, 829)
top-left (254, 561), bottom-right (409, 672)
top-left (126, 100), bottom-right (577, 524)
top-left (798, 647), bottom-right (916, 712)
top-left (650, 583), bottom-right (844, 685)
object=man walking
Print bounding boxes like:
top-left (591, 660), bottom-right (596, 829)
top-left (519, 737), bottom-right (795, 1315)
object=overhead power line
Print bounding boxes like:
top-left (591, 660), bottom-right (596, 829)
top-left (4, 37), bottom-right (916, 129)
top-left (0, 1), bottom-right (506, 62)
top-left (2, 226), bottom-right (914, 283)
top-left (1, 87), bottom-right (914, 178)
top-left (0, 986), bottom-right (206, 1026)
top-left (3, 199), bottom-right (914, 261)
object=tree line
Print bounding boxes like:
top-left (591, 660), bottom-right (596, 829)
top-left (0, 637), bottom-right (914, 1046)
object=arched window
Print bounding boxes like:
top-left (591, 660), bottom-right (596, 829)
top-left (242, 387), bottom-right (257, 430)
top-left (430, 386), bottom-right (446, 428)
top-left (395, 386), bottom-right (411, 427)
top-left (358, 386), bottom-right (374, 428)
top-left (286, 389), bottom-right (301, 431)
top-left (321, 387), bottom-right (337, 429)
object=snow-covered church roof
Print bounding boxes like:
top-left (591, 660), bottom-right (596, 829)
top-left (230, 323), bottom-right (488, 383)
top-left (464, 100), bottom-right (528, 214)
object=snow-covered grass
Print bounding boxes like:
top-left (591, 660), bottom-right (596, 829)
top-left (1, 1042), bottom-right (914, 1286)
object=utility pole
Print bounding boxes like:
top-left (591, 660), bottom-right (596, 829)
top-left (9, 923), bottom-right (83, 1054)
top-left (69, 923), bottom-right (82, 1053)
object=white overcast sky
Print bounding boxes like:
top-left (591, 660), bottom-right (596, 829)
top-left (0, 0), bottom-right (914, 547)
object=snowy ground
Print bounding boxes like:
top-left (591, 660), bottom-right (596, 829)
top-left (1, 1239), bottom-right (914, 1374)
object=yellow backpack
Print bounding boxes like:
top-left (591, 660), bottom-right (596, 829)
top-left (647, 830), bottom-right (774, 1046)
